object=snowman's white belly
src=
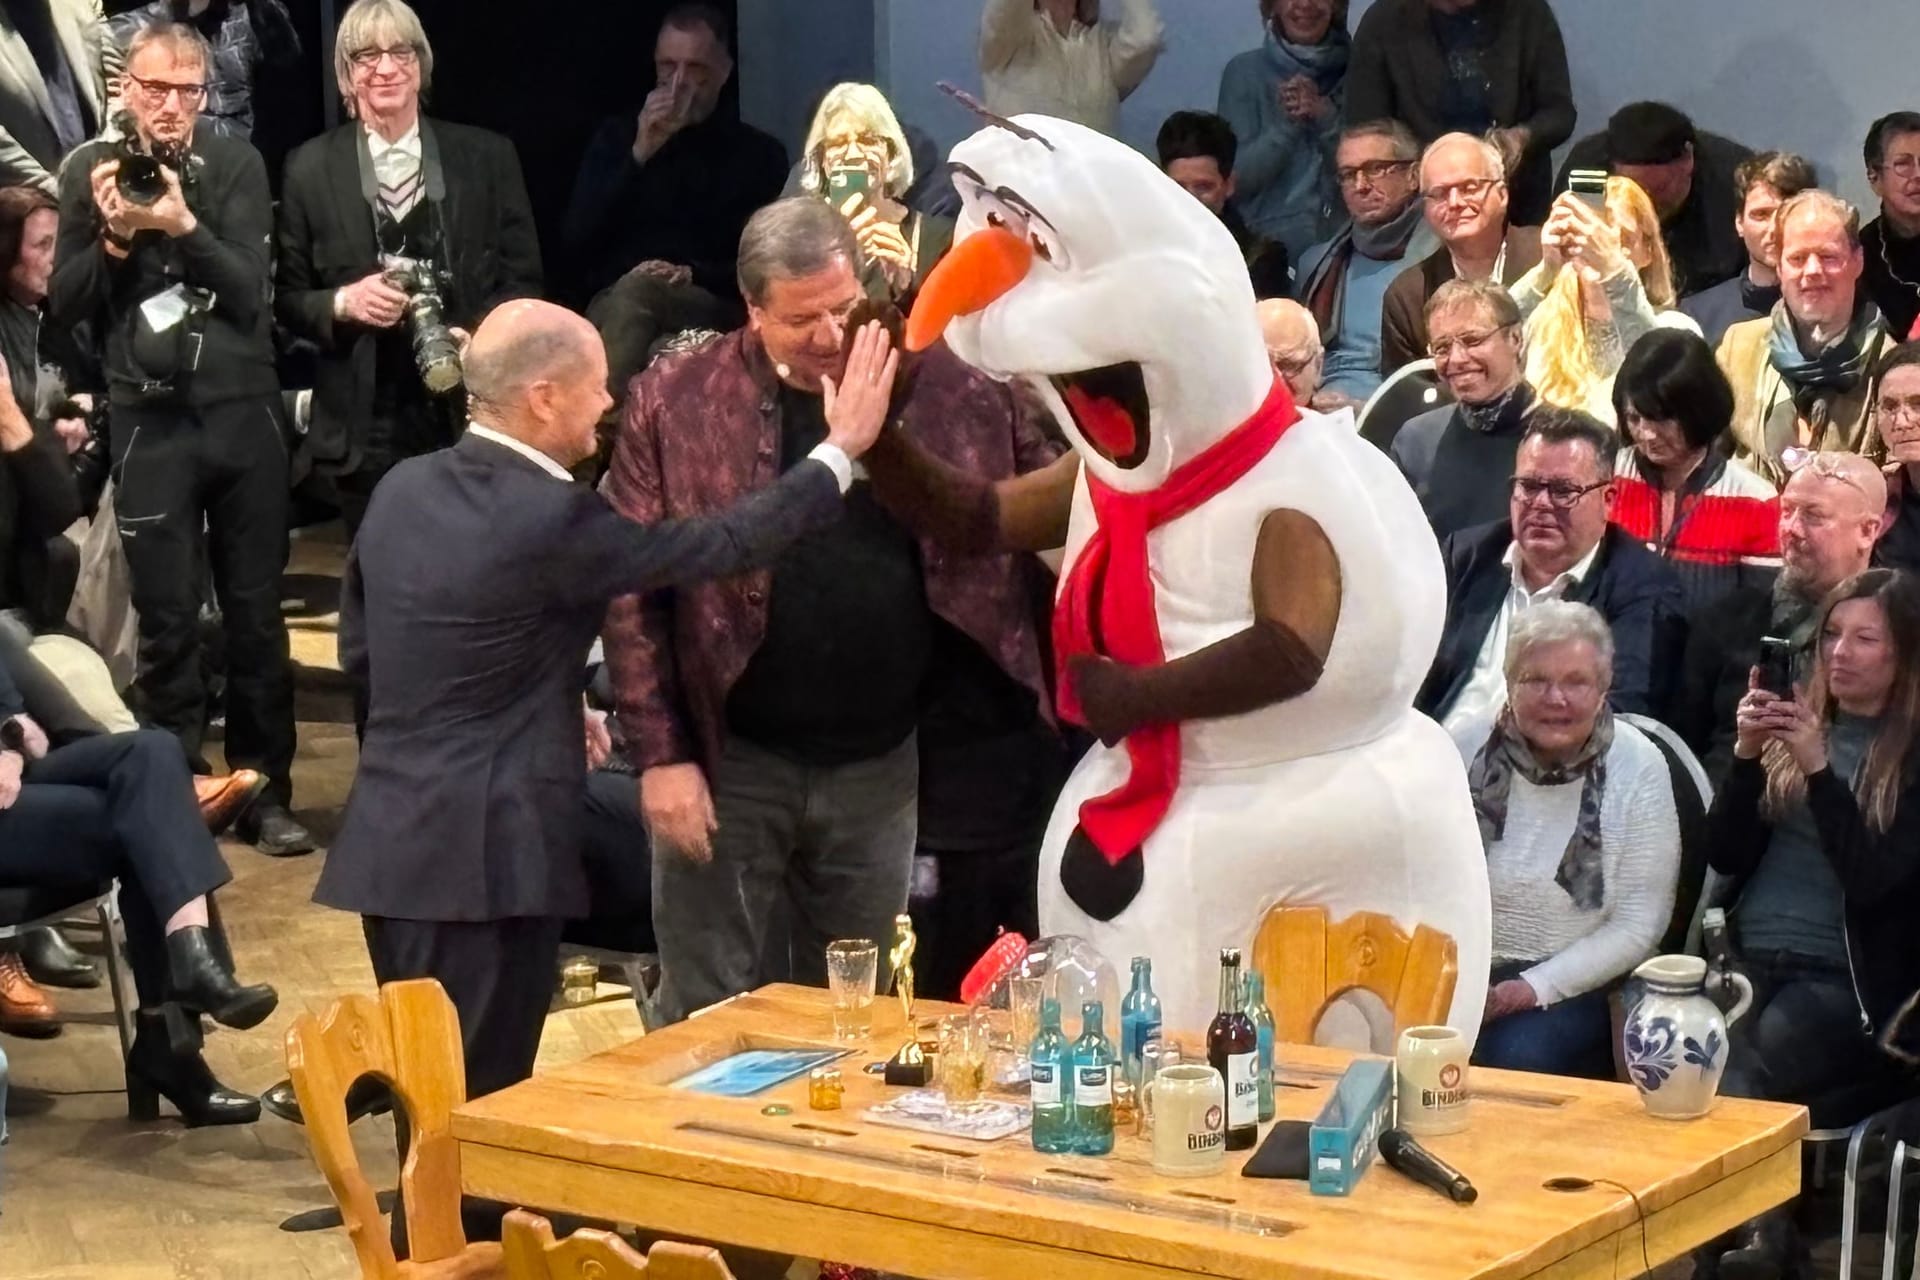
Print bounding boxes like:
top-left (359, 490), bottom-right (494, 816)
top-left (1038, 713), bottom-right (1492, 1045)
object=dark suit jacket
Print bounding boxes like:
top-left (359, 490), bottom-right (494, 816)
top-left (315, 431), bottom-right (841, 922)
top-left (274, 120), bottom-right (544, 472)
top-left (1416, 520), bottom-right (1687, 723)
top-left (0, 0), bottom-right (118, 192)
top-left (1379, 223), bottom-right (1540, 374)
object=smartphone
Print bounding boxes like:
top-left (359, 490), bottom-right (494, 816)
top-left (1756, 635), bottom-right (1797, 698)
top-left (1567, 168), bottom-right (1609, 210)
top-left (826, 165), bottom-right (872, 207)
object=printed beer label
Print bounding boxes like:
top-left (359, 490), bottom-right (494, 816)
top-left (1226, 1052), bottom-right (1258, 1127)
top-left (1030, 1064), bottom-right (1060, 1107)
top-left (1077, 1064), bottom-right (1112, 1106)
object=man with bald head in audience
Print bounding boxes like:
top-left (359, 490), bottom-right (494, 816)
top-left (314, 297), bottom-right (895, 1249)
top-left (1257, 298), bottom-right (1326, 407)
top-left (1672, 450), bottom-right (1887, 784)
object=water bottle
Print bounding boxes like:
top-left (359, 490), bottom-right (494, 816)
top-left (1029, 997), bottom-right (1074, 1154)
top-left (1245, 970), bottom-right (1276, 1123)
top-left (1119, 956), bottom-right (1162, 1087)
top-left (1070, 999), bottom-right (1116, 1155)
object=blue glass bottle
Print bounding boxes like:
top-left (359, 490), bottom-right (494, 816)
top-left (1119, 956), bottom-right (1163, 1087)
top-left (1070, 999), bottom-right (1116, 1155)
top-left (1245, 970), bottom-right (1276, 1123)
top-left (1029, 997), bottom-right (1075, 1154)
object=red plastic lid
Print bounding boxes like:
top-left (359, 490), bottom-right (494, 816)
top-left (959, 930), bottom-right (1030, 1005)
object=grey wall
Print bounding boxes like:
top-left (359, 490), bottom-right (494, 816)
top-left (738, 0), bottom-right (880, 158)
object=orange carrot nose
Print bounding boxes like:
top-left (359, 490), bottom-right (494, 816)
top-left (905, 225), bottom-right (1035, 352)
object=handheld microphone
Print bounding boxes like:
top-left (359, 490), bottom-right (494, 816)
top-left (1378, 1127), bottom-right (1478, 1204)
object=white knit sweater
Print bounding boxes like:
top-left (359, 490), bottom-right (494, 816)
top-left (979, 0), bottom-right (1164, 136)
top-left (1485, 721), bottom-right (1680, 1006)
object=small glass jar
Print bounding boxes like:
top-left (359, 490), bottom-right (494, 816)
top-left (809, 1067), bottom-right (845, 1110)
top-left (560, 956), bottom-right (597, 1007)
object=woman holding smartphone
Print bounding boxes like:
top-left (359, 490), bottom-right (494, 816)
top-left (1700, 567), bottom-right (1920, 1275)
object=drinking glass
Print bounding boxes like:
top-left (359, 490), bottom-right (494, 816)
top-left (1008, 975), bottom-right (1044, 1062)
top-left (825, 938), bottom-right (878, 1040)
top-left (1137, 1036), bottom-right (1184, 1136)
top-left (937, 1011), bottom-right (989, 1113)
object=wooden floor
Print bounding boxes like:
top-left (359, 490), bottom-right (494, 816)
top-left (0, 526), bottom-right (646, 1279)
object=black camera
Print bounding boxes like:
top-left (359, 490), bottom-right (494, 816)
top-left (380, 253), bottom-right (462, 393)
top-left (109, 110), bottom-right (188, 207)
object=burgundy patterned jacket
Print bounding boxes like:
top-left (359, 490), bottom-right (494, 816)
top-left (599, 328), bottom-right (1060, 776)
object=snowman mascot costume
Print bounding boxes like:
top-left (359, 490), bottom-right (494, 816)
top-left (867, 108), bottom-right (1490, 1041)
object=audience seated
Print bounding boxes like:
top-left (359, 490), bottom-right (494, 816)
top-left (1380, 132), bottom-right (1541, 373)
top-left (1469, 600), bottom-right (1679, 1079)
top-left (1418, 408), bottom-right (1685, 761)
top-left (1214, 0), bottom-right (1345, 265)
top-left (561, 4), bottom-right (784, 309)
top-left (109, 0), bottom-right (300, 142)
top-left (1609, 330), bottom-right (1780, 615)
top-left (793, 83), bottom-right (955, 304)
top-left (979, 0), bottom-right (1163, 138)
top-left (0, 0), bottom-right (119, 193)
top-left (1557, 102), bottom-right (1755, 300)
top-left (1155, 111), bottom-right (1289, 300)
top-left (1681, 152), bottom-right (1817, 348)
top-left (1390, 278), bottom-right (1536, 535)
top-left (1874, 342), bottom-right (1920, 572)
top-left (1513, 176), bottom-right (1697, 423)
top-left (1862, 111), bottom-right (1920, 343)
top-left (1346, 0), bottom-right (1573, 226)
top-left (1719, 190), bottom-right (1895, 488)
top-left (1673, 452), bottom-right (1885, 785)
top-left (1704, 567), bottom-right (1920, 1275)
top-left (1296, 119), bottom-right (1436, 406)
top-left (1257, 298), bottom-right (1325, 406)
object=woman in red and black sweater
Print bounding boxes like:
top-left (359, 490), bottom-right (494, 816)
top-left (1608, 329), bottom-right (1780, 617)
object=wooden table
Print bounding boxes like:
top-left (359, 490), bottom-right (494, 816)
top-left (453, 983), bottom-right (1806, 1280)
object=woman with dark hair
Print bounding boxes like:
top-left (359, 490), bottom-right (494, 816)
top-left (1702, 567), bottom-right (1920, 1275)
top-left (1873, 341), bottom-right (1920, 572)
top-left (1608, 328), bottom-right (1780, 614)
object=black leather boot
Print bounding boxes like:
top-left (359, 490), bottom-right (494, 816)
top-left (260, 1074), bottom-right (394, 1126)
top-left (21, 926), bottom-right (100, 989)
top-left (164, 926), bottom-right (277, 1030)
top-left (126, 1008), bottom-right (261, 1127)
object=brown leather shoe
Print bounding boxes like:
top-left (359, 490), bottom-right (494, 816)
top-left (195, 769), bottom-right (267, 837)
top-left (0, 950), bottom-right (61, 1038)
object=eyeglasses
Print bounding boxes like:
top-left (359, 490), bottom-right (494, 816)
top-left (1509, 476), bottom-right (1609, 508)
top-left (1270, 346), bottom-right (1320, 378)
top-left (125, 74), bottom-right (206, 107)
top-left (1874, 155), bottom-right (1920, 180)
top-left (1513, 673), bottom-right (1602, 699)
top-left (1878, 394), bottom-right (1920, 422)
top-left (349, 44), bottom-right (419, 70)
top-left (1421, 177), bottom-right (1500, 205)
top-left (1427, 324), bottom-right (1513, 362)
top-left (1336, 159), bottom-right (1414, 189)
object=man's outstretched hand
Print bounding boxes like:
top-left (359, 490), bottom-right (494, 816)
top-left (821, 320), bottom-right (899, 460)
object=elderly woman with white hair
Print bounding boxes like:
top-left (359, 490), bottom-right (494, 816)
top-left (794, 83), bottom-right (954, 301)
top-left (1467, 600), bottom-right (1681, 1079)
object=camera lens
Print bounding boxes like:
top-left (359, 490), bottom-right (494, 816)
top-left (116, 156), bottom-right (168, 206)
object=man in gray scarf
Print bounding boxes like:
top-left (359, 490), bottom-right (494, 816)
top-left (1294, 119), bottom-right (1437, 408)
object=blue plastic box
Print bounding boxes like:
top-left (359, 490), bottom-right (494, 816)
top-left (1308, 1057), bottom-right (1393, 1196)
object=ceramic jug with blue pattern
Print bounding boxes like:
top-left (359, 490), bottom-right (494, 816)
top-left (1621, 955), bottom-right (1754, 1119)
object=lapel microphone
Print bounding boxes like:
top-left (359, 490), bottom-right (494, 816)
top-left (1378, 1127), bottom-right (1478, 1204)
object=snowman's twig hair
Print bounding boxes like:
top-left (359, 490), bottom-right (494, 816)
top-left (937, 82), bottom-right (1055, 151)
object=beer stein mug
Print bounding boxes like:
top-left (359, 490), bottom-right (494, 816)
top-left (1143, 1063), bottom-right (1226, 1176)
top-left (1395, 1025), bottom-right (1470, 1136)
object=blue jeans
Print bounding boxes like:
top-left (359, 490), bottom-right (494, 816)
top-left (1473, 985), bottom-right (1617, 1079)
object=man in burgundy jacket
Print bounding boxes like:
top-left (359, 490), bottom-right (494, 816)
top-left (600, 198), bottom-right (1055, 1023)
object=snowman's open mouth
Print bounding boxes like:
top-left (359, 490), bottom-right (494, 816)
top-left (1050, 362), bottom-right (1150, 469)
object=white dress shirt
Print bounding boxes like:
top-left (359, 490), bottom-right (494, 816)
top-left (367, 122), bottom-right (424, 219)
top-left (1441, 539), bottom-right (1602, 762)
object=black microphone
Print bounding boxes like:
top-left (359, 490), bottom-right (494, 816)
top-left (1378, 1127), bottom-right (1478, 1204)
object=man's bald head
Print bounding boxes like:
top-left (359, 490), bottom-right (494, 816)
top-left (1257, 299), bottom-right (1323, 402)
top-left (465, 300), bottom-right (613, 467)
top-left (1779, 451), bottom-right (1887, 596)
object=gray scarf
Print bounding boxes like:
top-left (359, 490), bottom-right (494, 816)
top-left (1468, 705), bottom-right (1615, 911)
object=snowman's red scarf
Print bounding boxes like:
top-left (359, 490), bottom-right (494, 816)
top-left (1053, 377), bottom-right (1300, 863)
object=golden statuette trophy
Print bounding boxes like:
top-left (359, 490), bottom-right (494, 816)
top-left (884, 913), bottom-right (930, 1085)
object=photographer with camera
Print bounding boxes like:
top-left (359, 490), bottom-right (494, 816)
top-left (275, 0), bottom-right (542, 539)
top-left (49, 20), bottom-right (307, 855)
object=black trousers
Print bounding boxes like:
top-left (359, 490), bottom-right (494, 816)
top-left (910, 839), bottom-right (1043, 1003)
top-left (0, 730), bottom-right (230, 1006)
top-left (111, 395), bottom-right (296, 803)
top-left (362, 913), bottom-right (564, 1255)
top-left (560, 769), bottom-right (655, 955)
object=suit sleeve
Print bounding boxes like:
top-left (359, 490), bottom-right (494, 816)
top-left (338, 537), bottom-right (367, 683)
top-left (1602, 557), bottom-right (1686, 719)
top-left (1514, 1), bottom-right (1576, 153)
top-left (1342, 12), bottom-right (1394, 128)
top-left (273, 154), bottom-right (339, 348)
top-left (5, 432), bottom-right (83, 540)
top-left (175, 144), bottom-right (272, 330)
top-left (1705, 755), bottom-right (1770, 878)
top-left (1378, 269), bottom-right (1424, 374)
top-left (482, 136), bottom-right (544, 310)
top-left (1805, 768), bottom-right (1920, 900)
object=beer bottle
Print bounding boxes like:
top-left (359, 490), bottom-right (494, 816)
top-left (1069, 999), bottom-right (1116, 1156)
top-left (1245, 970), bottom-right (1277, 1122)
top-left (1208, 948), bottom-right (1259, 1150)
top-left (1120, 956), bottom-right (1163, 1088)
top-left (1029, 997), bottom-right (1075, 1154)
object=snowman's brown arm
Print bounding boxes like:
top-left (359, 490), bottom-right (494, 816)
top-left (863, 425), bottom-right (1078, 553)
top-left (1069, 509), bottom-right (1340, 743)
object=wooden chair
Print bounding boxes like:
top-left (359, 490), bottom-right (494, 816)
top-left (501, 1210), bottom-right (735, 1279)
top-left (285, 978), bottom-right (504, 1280)
top-left (1250, 905), bottom-right (1458, 1049)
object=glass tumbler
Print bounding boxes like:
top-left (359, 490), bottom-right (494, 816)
top-left (825, 938), bottom-right (878, 1040)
